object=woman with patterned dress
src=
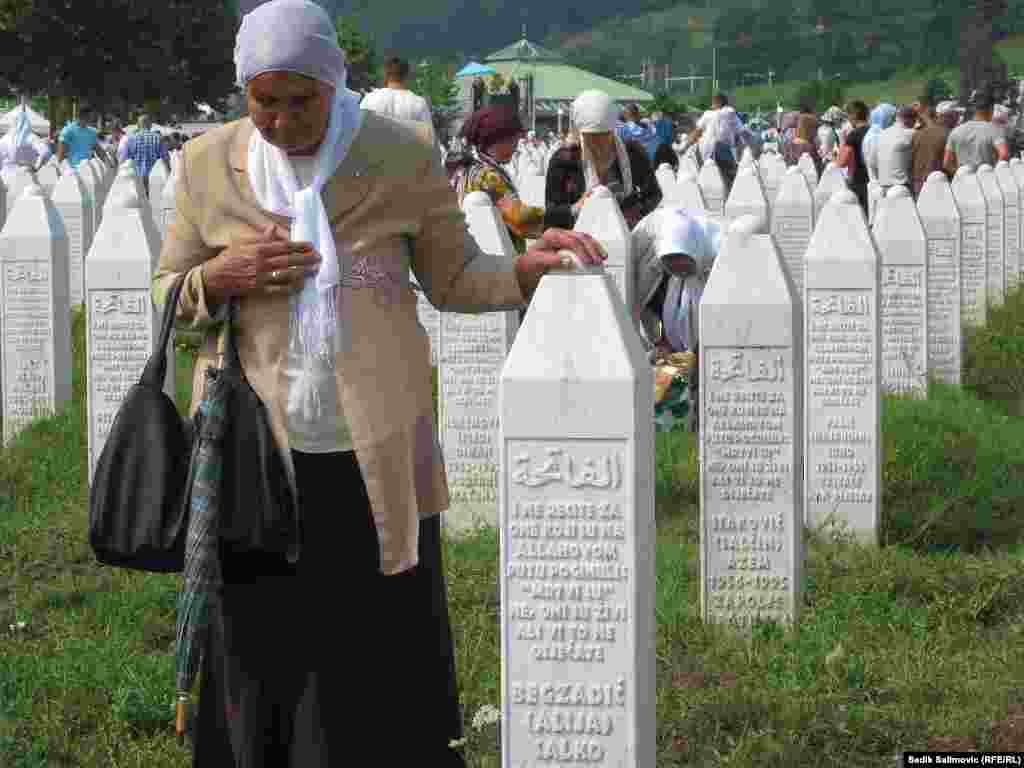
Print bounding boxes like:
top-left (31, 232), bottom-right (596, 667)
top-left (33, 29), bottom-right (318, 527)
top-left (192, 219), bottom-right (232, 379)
top-left (450, 105), bottom-right (545, 254)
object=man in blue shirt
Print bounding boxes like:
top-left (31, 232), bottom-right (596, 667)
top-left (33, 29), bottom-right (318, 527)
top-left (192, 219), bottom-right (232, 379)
top-left (57, 109), bottom-right (105, 168)
top-left (122, 114), bottom-right (171, 197)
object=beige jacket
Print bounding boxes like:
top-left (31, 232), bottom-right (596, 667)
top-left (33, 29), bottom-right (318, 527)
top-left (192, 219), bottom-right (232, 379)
top-left (153, 113), bottom-right (527, 574)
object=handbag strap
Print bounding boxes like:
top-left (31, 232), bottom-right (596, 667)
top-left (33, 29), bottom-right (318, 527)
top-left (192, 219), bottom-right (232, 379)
top-left (139, 273), bottom-right (188, 388)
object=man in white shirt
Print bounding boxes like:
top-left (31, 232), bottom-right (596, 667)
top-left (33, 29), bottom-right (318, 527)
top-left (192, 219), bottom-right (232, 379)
top-left (685, 92), bottom-right (727, 161)
top-left (872, 105), bottom-right (916, 190)
top-left (360, 57), bottom-right (433, 124)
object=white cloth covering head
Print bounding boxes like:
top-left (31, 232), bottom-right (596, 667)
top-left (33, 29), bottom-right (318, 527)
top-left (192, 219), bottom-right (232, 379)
top-left (935, 101), bottom-right (958, 115)
top-left (571, 90), bottom-right (618, 134)
top-left (658, 209), bottom-right (719, 352)
top-left (234, 0), bottom-right (365, 422)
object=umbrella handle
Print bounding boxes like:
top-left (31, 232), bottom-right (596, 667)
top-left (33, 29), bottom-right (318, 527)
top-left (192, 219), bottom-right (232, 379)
top-left (176, 693), bottom-right (189, 745)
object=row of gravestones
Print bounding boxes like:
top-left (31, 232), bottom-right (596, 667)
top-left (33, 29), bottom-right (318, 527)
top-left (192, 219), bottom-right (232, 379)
top-left (0, 154), bottom-right (180, 459)
top-left (664, 152), bottom-right (1024, 387)
top-left (430, 165), bottom-right (1020, 534)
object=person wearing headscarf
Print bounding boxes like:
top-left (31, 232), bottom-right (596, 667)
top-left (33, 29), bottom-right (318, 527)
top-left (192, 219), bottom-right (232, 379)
top-left (151, 1), bottom-right (605, 765)
top-left (632, 206), bottom-right (721, 432)
top-left (861, 103), bottom-right (896, 182)
top-left (0, 107), bottom-right (51, 183)
top-left (779, 111), bottom-right (799, 149)
top-left (545, 89), bottom-right (661, 231)
top-left (617, 103), bottom-right (659, 162)
top-left (450, 104), bottom-right (544, 253)
top-left (782, 113), bottom-right (824, 176)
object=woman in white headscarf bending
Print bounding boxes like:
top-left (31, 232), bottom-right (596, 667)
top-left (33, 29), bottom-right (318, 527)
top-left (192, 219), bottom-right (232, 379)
top-left (632, 207), bottom-right (721, 431)
top-left (0, 107), bottom-right (51, 184)
top-left (544, 89), bottom-right (661, 230)
top-left (151, 1), bottom-right (605, 765)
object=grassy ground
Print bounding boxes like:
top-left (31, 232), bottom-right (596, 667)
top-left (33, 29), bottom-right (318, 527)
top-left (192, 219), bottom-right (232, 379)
top-left (0, 307), bottom-right (1022, 767)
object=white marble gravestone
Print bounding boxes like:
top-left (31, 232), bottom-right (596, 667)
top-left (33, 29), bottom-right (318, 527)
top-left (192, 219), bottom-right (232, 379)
top-left (85, 184), bottom-right (173, 482)
top-left (676, 172), bottom-right (706, 211)
top-left (977, 164), bottom-right (1006, 307)
top-left (951, 167), bottom-right (988, 327)
top-left (74, 161), bottom-right (102, 240)
top-left (412, 273), bottom-right (440, 366)
top-left (803, 189), bottom-right (881, 544)
top-left (771, 167), bottom-right (815, 300)
top-left (161, 164), bottom-right (178, 240)
top-left (0, 185), bottom-right (71, 445)
top-left (917, 172), bottom-right (962, 387)
top-left (797, 152), bottom-right (819, 191)
top-left (0, 177), bottom-right (8, 231)
top-left (438, 191), bottom-right (520, 533)
top-left (724, 167), bottom-right (769, 232)
top-left (700, 215), bottom-right (802, 630)
top-left (656, 164), bottom-right (679, 207)
top-left (679, 152), bottom-right (700, 180)
top-left (995, 161), bottom-right (1021, 293)
top-left (574, 186), bottom-right (633, 309)
top-left (697, 158), bottom-right (726, 220)
top-left (500, 254), bottom-right (655, 768)
top-left (36, 162), bottom-right (59, 196)
top-left (148, 159), bottom-right (169, 222)
top-left (1010, 158), bottom-right (1024, 286)
top-left (867, 180), bottom-right (882, 226)
top-left (110, 162), bottom-right (146, 208)
top-left (813, 165), bottom-right (848, 219)
top-left (518, 174), bottom-right (547, 209)
top-left (5, 167), bottom-right (36, 216)
top-left (51, 167), bottom-right (95, 309)
top-left (757, 152), bottom-right (785, 215)
top-left (873, 186), bottom-right (928, 398)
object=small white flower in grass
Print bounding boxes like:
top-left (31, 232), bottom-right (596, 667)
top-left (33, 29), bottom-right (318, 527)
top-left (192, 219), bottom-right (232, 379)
top-left (472, 704), bottom-right (501, 731)
top-left (8, 621), bottom-right (26, 632)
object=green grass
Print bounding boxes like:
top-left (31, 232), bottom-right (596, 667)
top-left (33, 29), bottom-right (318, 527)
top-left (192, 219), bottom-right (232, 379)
top-left (0, 307), bottom-right (1023, 766)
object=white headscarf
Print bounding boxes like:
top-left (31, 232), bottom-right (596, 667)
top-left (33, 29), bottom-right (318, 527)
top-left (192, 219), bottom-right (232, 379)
top-left (658, 210), bottom-right (719, 352)
top-left (235, 0), bottom-right (364, 422)
top-left (571, 90), bottom-right (633, 198)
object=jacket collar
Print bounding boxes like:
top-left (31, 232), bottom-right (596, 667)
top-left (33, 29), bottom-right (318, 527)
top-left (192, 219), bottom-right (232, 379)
top-left (230, 115), bottom-right (377, 224)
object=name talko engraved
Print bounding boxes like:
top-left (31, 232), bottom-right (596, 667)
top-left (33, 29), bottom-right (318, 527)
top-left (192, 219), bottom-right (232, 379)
top-left (701, 348), bottom-right (795, 629)
top-left (87, 289), bottom-right (151, 471)
top-left (3, 264), bottom-right (55, 443)
top-left (805, 290), bottom-right (878, 533)
top-left (505, 440), bottom-right (632, 768)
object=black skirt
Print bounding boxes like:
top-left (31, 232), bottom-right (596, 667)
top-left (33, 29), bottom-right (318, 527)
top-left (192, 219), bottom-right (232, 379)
top-left (192, 450), bottom-right (466, 767)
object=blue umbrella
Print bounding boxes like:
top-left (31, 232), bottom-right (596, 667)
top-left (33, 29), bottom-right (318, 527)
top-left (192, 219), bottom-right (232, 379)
top-left (456, 61), bottom-right (497, 78)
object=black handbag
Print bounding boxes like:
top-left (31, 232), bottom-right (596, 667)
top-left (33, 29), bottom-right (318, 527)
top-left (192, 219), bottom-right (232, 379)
top-left (186, 297), bottom-right (300, 561)
top-left (89, 274), bottom-right (193, 573)
top-left (89, 276), bottom-right (301, 573)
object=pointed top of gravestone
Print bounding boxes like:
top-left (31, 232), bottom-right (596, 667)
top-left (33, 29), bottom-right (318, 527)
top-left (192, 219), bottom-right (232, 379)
top-left (658, 163), bottom-right (674, 174)
top-left (955, 165), bottom-right (975, 178)
top-left (51, 166), bottom-right (87, 204)
top-left (117, 163), bottom-right (137, 179)
top-left (105, 184), bottom-right (143, 210)
top-left (978, 163), bottom-right (993, 173)
top-left (997, 159), bottom-right (1010, 169)
top-left (21, 183), bottom-right (45, 200)
top-left (678, 172), bottom-right (697, 184)
top-left (806, 187), bottom-right (876, 271)
top-left (590, 185), bottom-right (613, 200)
top-left (775, 165), bottom-right (814, 207)
top-left (926, 171), bottom-right (949, 184)
top-left (701, 226), bottom-right (794, 346)
top-left (728, 213), bottom-right (763, 240)
top-left (462, 190), bottom-right (492, 208)
top-left (886, 185), bottom-right (911, 199)
top-left (873, 181), bottom-right (926, 265)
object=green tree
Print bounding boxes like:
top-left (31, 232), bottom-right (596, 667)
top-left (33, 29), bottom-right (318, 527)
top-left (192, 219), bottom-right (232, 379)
top-left (335, 14), bottom-right (376, 92)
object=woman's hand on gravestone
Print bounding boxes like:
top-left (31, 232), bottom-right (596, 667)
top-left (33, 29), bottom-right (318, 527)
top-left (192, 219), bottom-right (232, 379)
top-left (516, 229), bottom-right (606, 299)
top-left (202, 224), bottom-right (322, 303)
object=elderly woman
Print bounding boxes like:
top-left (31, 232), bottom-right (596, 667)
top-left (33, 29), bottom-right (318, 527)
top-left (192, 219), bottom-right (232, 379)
top-left (450, 105), bottom-right (544, 253)
top-left (632, 206), bottom-right (720, 432)
top-left (544, 89), bottom-right (661, 231)
top-left (151, 1), bottom-right (603, 765)
top-left (0, 107), bottom-right (51, 182)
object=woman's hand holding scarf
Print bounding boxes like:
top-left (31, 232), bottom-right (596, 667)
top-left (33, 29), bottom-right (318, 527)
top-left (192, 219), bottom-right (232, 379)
top-left (515, 228), bottom-right (606, 299)
top-left (202, 223), bottom-right (323, 305)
